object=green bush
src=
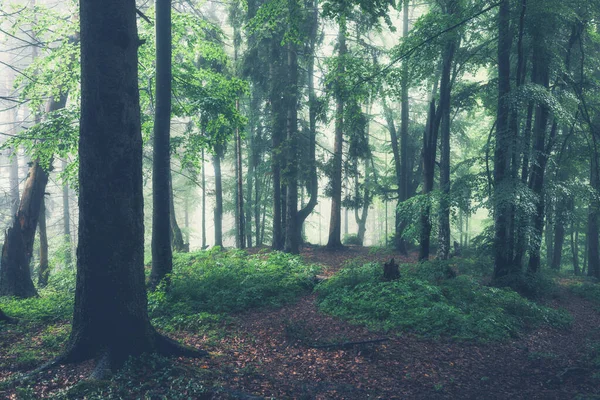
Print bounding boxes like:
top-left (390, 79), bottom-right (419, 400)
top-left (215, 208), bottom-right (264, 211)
top-left (149, 249), bottom-right (321, 331)
top-left (342, 234), bottom-right (362, 245)
top-left (316, 259), bottom-right (571, 341)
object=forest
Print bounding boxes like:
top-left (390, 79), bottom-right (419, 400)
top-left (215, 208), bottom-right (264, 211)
top-left (1, 0), bottom-right (600, 398)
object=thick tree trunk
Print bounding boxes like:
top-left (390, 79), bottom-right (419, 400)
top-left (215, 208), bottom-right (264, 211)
top-left (326, 19), bottom-right (347, 250)
top-left (64, 0), bottom-right (206, 372)
top-left (150, 0), bottom-right (173, 289)
top-left (38, 196), bottom-right (49, 288)
top-left (213, 146), bottom-right (224, 248)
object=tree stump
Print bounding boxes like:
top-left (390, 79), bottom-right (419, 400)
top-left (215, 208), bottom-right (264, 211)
top-left (383, 258), bottom-right (400, 281)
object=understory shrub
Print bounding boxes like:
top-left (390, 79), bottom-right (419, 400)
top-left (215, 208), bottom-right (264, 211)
top-left (148, 249), bottom-right (321, 331)
top-left (316, 259), bottom-right (571, 341)
top-left (570, 282), bottom-right (600, 304)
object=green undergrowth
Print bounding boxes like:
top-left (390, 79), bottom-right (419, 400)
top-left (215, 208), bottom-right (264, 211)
top-left (148, 248), bottom-right (321, 332)
top-left (570, 282), bottom-right (600, 305)
top-left (0, 268), bottom-right (75, 324)
top-left (316, 259), bottom-right (571, 341)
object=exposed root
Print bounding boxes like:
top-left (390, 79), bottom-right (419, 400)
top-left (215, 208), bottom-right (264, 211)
top-left (0, 309), bottom-right (15, 324)
top-left (88, 351), bottom-right (112, 381)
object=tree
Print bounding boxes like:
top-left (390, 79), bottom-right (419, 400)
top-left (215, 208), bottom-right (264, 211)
top-left (57, 0), bottom-right (206, 375)
top-left (150, 0), bottom-right (174, 289)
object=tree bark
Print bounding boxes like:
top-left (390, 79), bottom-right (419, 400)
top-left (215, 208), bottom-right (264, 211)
top-left (0, 93), bottom-right (66, 298)
top-left (437, 30), bottom-right (457, 260)
top-left (201, 148), bottom-right (207, 249)
top-left (169, 170), bottom-right (186, 252)
top-left (284, 30), bottom-right (300, 254)
top-left (271, 39), bottom-right (285, 250)
top-left (492, 0), bottom-right (515, 282)
top-left (326, 18), bottom-right (347, 250)
top-left (64, 0), bottom-right (206, 371)
top-left (62, 159), bottom-right (72, 266)
top-left (296, 0), bottom-right (319, 244)
top-left (588, 139), bottom-right (600, 278)
top-left (213, 145), bottom-right (224, 248)
top-left (38, 196), bottom-right (49, 288)
top-left (150, 0), bottom-right (173, 289)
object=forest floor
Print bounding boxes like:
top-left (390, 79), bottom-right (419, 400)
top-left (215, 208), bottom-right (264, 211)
top-left (1, 245), bottom-right (600, 399)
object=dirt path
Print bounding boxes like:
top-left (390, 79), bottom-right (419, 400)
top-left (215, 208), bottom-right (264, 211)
top-left (184, 247), bottom-right (600, 399)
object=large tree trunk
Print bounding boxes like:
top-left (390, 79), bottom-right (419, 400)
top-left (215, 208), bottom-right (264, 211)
top-left (0, 93), bottom-right (66, 298)
top-left (326, 18), bottom-right (347, 250)
top-left (38, 196), bottom-right (49, 288)
top-left (63, 0), bottom-right (206, 373)
top-left (492, 0), bottom-right (515, 282)
top-left (150, 0), bottom-right (173, 289)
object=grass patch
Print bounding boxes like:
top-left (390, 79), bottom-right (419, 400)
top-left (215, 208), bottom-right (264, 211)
top-left (148, 249), bottom-right (321, 332)
top-left (0, 269), bottom-right (75, 324)
top-left (316, 259), bottom-right (571, 341)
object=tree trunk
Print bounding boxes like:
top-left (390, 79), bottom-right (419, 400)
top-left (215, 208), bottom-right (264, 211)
top-left (526, 25), bottom-right (553, 274)
top-left (271, 40), bottom-right (285, 250)
top-left (437, 29), bottom-right (457, 260)
top-left (64, 0), bottom-right (206, 372)
top-left (492, 0), bottom-right (515, 282)
top-left (38, 196), bottom-right (49, 288)
top-left (588, 139), bottom-right (600, 278)
top-left (150, 0), bottom-right (173, 289)
top-left (326, 18), bottom-right (346, 250)
top-left (169, 170), bottom-right (186, 252)
top-left (62, 159), bottom-right (72, 266)
top-left (0, 93), bottom-right (66, 298)
top-left (284, 29), bottom-right (299, 254)
top-left (8, 146), bottom-right (19, 217)
top-left (296, 0), bottom-right (319, 244)
top-left (213, 146), bottom-right (224, 248)
top-left (571, 222), bottom-right (580, 275)
top-left (201, 148), bottom-right (207, 249)
top-left (419, 97), bottom-right (439, 261)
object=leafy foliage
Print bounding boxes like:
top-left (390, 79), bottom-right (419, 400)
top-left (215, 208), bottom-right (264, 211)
top-left (148, 249), bottom-right (321, 331)
top-left (317, 259), bottom-right (571, 341)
